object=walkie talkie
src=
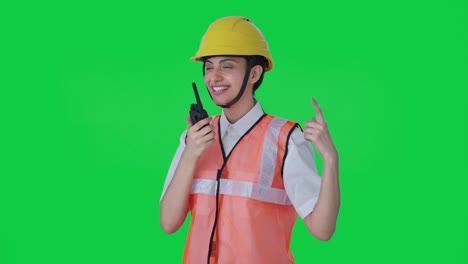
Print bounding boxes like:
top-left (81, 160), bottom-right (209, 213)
top-left (189, 82), bottom-right (209, 125)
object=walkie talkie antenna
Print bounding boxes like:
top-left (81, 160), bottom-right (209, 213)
top-left (189, 82), bottom-right (208, 125)
top-left (192, 82), bottom-right (203, 108)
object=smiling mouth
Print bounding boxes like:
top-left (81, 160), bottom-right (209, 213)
top-left (212, 86), bottom-right (229, 92)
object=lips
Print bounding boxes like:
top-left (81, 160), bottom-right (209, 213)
top-left (211, 86), bottom-right (230, 94)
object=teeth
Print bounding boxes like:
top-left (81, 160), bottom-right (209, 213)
top-left (213, 86), bottom-right (228, 91)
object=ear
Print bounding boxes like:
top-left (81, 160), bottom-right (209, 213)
top-left (249, 65), bottom-right (263, 84)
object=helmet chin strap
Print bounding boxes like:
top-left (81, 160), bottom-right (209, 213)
top-left (203, 57), bottom-right (256, 108)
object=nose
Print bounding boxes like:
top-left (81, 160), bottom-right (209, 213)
top-left (214, 67), bottom-right (224, 77)
top-left (209, 67), bottom-right (223, 82)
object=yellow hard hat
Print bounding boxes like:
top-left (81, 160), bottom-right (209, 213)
top-left (191, 16), bottom-right (274, 71)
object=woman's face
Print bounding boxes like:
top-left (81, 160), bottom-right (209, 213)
top-left (203, 56), bottom-right (248, 106)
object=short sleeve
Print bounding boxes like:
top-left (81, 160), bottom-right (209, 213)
top-left (283, 127), bottom-right (322, 219)
top-left (160, 130), bottom-right (187, 201)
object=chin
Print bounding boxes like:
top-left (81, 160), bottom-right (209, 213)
top-left (212, 96), bottom-right (230, 106)
top-left (214, 100), bottom-right (228, 106)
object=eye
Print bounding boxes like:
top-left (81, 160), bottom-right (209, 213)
top-left (222, 65), bottom-right (233, 70)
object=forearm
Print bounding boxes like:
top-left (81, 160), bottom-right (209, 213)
top-left (160, 150), bottom-right (199, 234)
top-left (305, 157), bottom-right (340, 240)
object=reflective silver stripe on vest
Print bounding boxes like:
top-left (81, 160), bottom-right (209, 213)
top-left (258, 118), bottom-right (287, 187)
top-left (192, 178), bottom-right (292, 205)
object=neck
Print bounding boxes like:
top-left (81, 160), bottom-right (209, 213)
top-left (223, 96), bottom-right (255, 124)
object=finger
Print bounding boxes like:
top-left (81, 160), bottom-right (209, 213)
top-left (307, 117), bottom-right (318, 125)
top-left (186, 115), bottom-right (193, 129)
top-left (303, 127), bottom-right (321, 136)
top-left (304, 128), bottom-right (320, 143)
top-left (305, 120), bottom-right (323, 130)
top-left (192, 117), bottom-right (212, 131)
top-left (198, 124), bottom-right (215, 137)
top-left (205, 138), bottom-right (215, 146)
top-left (311, 97), bottom-right (325, 123)
top-left (201, 131), bottom-right (216, 143)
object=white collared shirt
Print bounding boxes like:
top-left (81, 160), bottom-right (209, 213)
top-left (161, 102), bottom-right (321, 219)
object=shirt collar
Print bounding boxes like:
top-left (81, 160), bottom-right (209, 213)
top-left (219, 102), bottom-right (265, 139)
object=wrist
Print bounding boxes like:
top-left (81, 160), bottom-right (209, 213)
top-left (182, 148), bottom-right (201, 163)
top-left (323, 153), bottom-right (339, 166)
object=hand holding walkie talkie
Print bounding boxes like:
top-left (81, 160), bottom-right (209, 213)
top-left (189, 82), bottom-right (209, 125)
top-left (186, 82), bottom-right (214, 155)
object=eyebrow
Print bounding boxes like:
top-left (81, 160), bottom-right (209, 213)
top-left (205, 58), bottom-right (237, 64)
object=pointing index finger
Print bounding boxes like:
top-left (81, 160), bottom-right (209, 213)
top-left (311, 97), bottom-right (325, 123)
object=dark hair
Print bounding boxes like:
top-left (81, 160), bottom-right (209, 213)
top-left (248, 55), bottom-right (268, 94)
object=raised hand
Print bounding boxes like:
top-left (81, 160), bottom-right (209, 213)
top-left (304, 98), bottom-right (338, 162)
top-left (185, 116), bottom-right (215, 158)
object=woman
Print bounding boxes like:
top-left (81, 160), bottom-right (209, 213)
top-left (160, 16), bottom-right (340, 264)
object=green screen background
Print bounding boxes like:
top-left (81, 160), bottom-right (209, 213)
top-left (1, 0), bottom-right (467, 263)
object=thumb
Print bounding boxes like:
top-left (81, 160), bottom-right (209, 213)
top-left (186, 115), bottom-right (193, 129)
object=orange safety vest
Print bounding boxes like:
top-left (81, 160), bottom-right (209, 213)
top-left (183, 114), bottom-right (299, 264)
